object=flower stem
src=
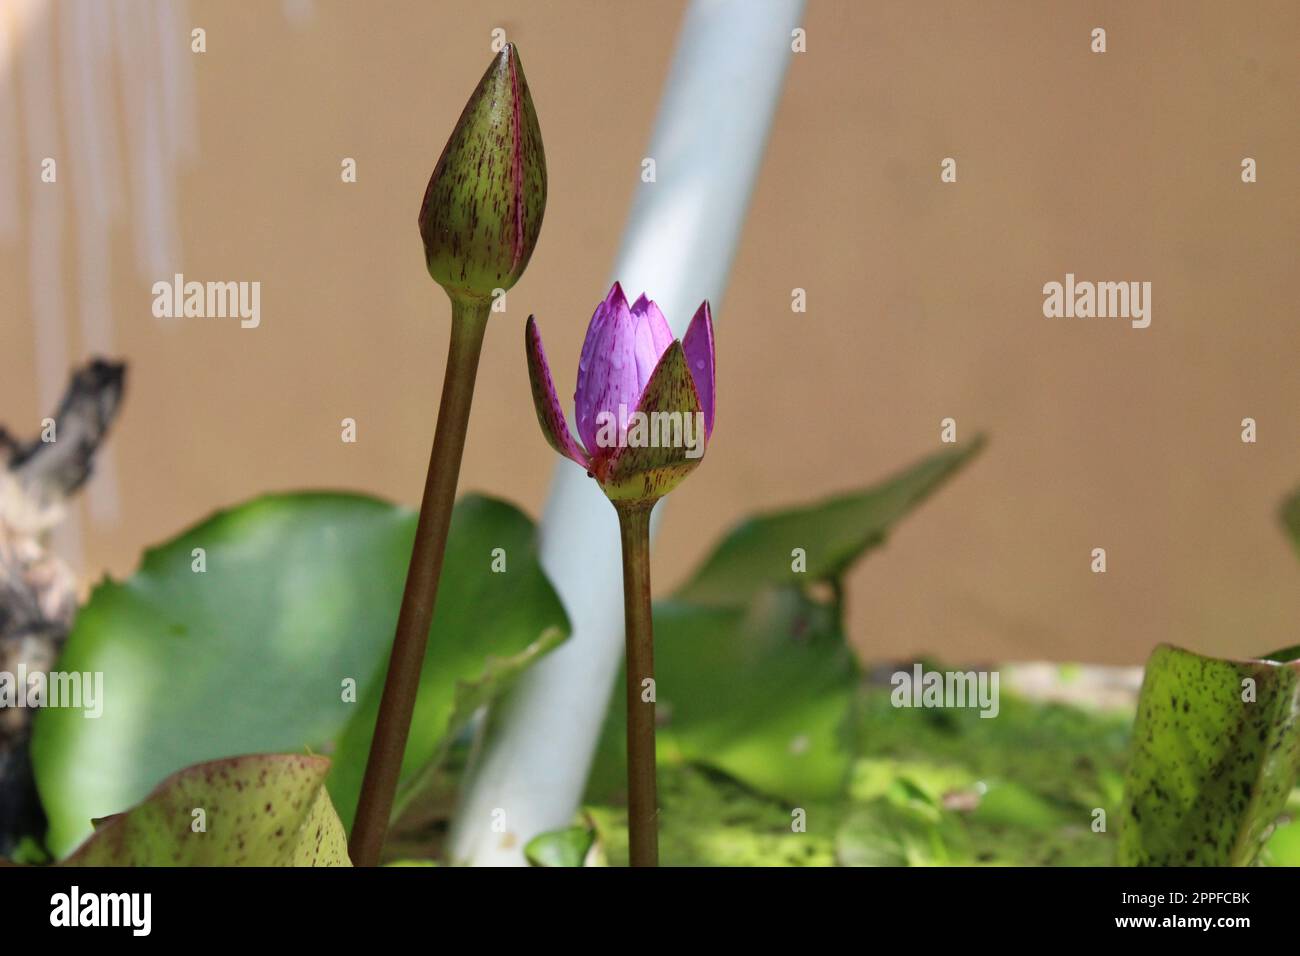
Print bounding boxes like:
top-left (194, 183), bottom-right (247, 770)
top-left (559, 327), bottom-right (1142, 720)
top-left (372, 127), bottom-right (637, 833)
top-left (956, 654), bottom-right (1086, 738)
top-left (616, 503), bottom-right (658, 867)
top-left (349, 295), bottom-right (491, 867)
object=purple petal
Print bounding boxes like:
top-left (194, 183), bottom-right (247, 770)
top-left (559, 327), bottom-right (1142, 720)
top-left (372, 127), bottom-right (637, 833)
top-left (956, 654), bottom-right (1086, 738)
top-left (577, 282), bottom-right (627, 394)
top-left (629, 294), bottom-right (674, 392)
top-left (575, 287), bottom-right (639, 456)
top-left (525, 316), bottom-right (588, 469)
top-left (682, 300), bottom-right (715, 440)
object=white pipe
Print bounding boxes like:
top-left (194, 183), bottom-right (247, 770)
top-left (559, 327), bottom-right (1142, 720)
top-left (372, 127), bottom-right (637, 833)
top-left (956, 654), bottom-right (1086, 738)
top-left (449, 0), bottom-right (805, 865)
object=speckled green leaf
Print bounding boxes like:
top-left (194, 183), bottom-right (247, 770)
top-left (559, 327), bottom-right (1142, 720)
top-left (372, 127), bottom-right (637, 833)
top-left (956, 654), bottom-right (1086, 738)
top-left (677, 437), bottom-right (986, 605)
top-left (524, 825), bottom-right (595, 867)
top-left (63, 755), bottom-right (348, 866)
top-left (1118, 644), bottom-right (1300, 866)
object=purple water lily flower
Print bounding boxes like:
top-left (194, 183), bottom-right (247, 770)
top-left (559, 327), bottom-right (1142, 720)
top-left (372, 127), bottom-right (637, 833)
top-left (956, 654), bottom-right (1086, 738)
top-left (526, 282), bottom-right (715, 505)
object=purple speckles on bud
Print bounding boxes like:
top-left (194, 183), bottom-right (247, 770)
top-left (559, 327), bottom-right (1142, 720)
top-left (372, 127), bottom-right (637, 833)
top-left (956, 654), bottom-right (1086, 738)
top-left (418, 44), bottom-right (547, 304)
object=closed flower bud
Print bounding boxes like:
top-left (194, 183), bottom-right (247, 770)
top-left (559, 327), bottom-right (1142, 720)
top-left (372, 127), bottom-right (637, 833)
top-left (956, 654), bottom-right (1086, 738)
top-left (418, 44), bottom-right (547, 303)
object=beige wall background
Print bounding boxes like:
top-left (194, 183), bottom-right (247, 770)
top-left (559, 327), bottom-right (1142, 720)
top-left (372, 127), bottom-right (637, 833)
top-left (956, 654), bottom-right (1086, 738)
top-left (2, 0), bottom-right (1298, 664)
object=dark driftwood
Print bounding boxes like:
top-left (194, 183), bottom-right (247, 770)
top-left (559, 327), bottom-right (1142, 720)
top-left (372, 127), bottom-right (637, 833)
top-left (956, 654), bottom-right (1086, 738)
top-left (0, 359), bottom-right (125, 856)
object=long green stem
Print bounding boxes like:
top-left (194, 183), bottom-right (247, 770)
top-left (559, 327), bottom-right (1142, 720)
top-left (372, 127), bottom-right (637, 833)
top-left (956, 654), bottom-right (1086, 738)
top-left (617, 504), bottom-right (658, 867)
top-left (349, 296), bottom-right (491, 867)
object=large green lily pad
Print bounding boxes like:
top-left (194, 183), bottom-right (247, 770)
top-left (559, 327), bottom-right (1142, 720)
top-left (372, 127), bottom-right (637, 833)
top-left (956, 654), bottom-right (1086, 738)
top-left (32, 492), bottom-right (568, 857)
